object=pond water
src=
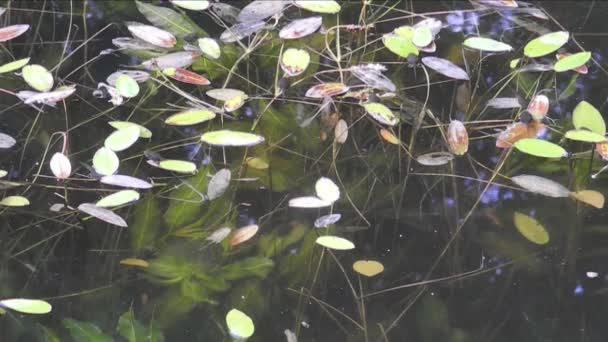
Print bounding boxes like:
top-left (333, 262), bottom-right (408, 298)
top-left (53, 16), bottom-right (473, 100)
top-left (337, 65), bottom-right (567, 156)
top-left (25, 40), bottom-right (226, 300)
top-left (2, 1), bottom-right (608, 341)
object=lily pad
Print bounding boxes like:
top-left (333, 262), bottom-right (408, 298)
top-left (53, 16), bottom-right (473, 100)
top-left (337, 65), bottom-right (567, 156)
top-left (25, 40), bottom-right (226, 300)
top-left (0, 24), bottom-right (29, 42)
top-left (314, 213), bottom-right (342, 228)
top-left (361, 102), bottom-right (399, 126)
top-left (315, 177), bottom-right (340, 203)
top-left (170, 0), bottom-right (210, 11)
top-left (0, 57), bottom-right (29, 74)
top-left (513, 138), bottom-right (567, 158)
top-left (554, 51), bottom-right (591, 72)
top-left (571, 190), bottom-right (605, 208)
top-left (0, 133), bottom-right (16, 149)
top-left (513, 212), bottom-right (549, 245)
top-left (207, 168), bottom-right (231, 200)
top-left (50, 152), bottom-right (71, 179)
top-left (237, 0), bottom-right (284, 22)
top-left (159, 160), bottom-right (197, 173)
top-left (93, 147), bottom-right (120, 176)
top-left (200, 130), bottom-right (265, 147)
top-left (108, 121), bottom-right (152, 138)
top-left (305, 83), bottom-right (349, 98)
top-left (289, 196), bottom-right (331, 208)
top-left (22, 64), bottom-right (53, 91)
top-left (293, 0), bottom-right (341, 14)
top-left (115, 74), bottom-right (140, 98)
top-left (226, 309), bottom-right (255, 340)
top-left (463, 37), bottom-right (512, 52)
top-left (353, 260), bottom-right (384, 277)
top-left (572, 101), bottom-right (606, 136)
top-left (382, 34), bottom-right (418, 58)
top-left (100, 175), bottom-right (153, 189)
top-left (279, 16), bottom-right (322, 39)
top-left (0, 299), bottom-right (51, 314)
top-left (96, 190), bottom-right (140, 208)
top-left (127, 24), bottom-right (176, 48)
top-left (104, 125), bottom-right (140, 152)
top-left (165, 109), bottom-right (216, 126)
top-left (0, 196), bottom-right (29, 207)
top-left (198, 37), bottom-right (221, 59)
top-left (412, 26), bottom-right (433, 47)
top-left (280, 48), bottom-right (310, 77)
top-left (564, 129), bottom-right (606, 143)
top-left (315, 235), bottom-right (355, 250)
top-left (524, 31), bottom-right (569, 58)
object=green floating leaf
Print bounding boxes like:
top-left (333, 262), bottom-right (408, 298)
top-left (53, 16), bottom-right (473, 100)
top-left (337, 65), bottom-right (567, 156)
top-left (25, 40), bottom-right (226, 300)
top-left (200, 130), bottom-right (265, 147)
top-left (524, 31), bottom-right (569, 58)
top-left (226, 309), bottom-right (255, 340)
top-left (63, 318), bottom-right (113, 342)
top-left (104, 125), bottom-right (140, 152)
top-left (463, 37), bottom-right (512, 52)
top-left (280, 48), bottom-right (311, 77)
top-left (554, 51), bottom-right (591, 72)
top-left (93, 147), bottom-right (120, 176)
top-left (22, 64), bottom-right (53, 91)
top-left (197, 37), bottom-right (220, 59)
top-left (513, 138), bottom-right (567, 158)
top-left (135, 1), bottom-right (207, 39)
top-left (382, 34), bottom-right (418, 58)
top-left (361, 102), bottom-right (399, 126)
top-left (0, 195), bottom-right (29, 206)
top-left (158, 159), bottom-right (197, 173)
top-left (0, 298), bottom-right (52, 314)
top-left (0, 57), bottom-right (29, 73)
top-left (513, 212), bottom-right (549, 245)
top-left (293, 0), bottom-right (341, 14)
top-left (115, 74), bottom-right (140, 98)
top-left (572, 100), bottom-right (606, 136)
top-left (96, 190), bottom-right (140, 208)
top-left (564, 129), bottom-right (606, 143)
top-left (170, 0), bottom-right (210, 11)
top-left (412, 26), bottom-right (433, 47)
top-left (109, 121), bottom-right (152, 138)
top-left (353, 260), bottom-right (385, 277)
top-left (315, 235), bottom-right (355, 250)
top-left (165, 109), bottom-right (216, 126)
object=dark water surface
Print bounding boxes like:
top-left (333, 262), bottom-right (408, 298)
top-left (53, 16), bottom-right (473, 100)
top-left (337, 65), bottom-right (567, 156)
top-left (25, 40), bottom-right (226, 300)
top-left (2, 1), bottom-right (608, 341)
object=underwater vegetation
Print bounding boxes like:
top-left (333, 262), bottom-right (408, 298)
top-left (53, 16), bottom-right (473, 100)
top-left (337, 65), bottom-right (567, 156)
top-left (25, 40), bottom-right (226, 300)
top-left (2, 0), bottom-right (608, 341)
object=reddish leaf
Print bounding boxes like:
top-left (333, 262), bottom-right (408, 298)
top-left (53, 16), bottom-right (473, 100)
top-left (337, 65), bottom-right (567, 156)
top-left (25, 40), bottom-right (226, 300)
top-left (164, 68), bottom-right (210, 85)
top-left (496, 121), bottom-right (546, 149)
top-left (0, 24), bottom-right (29, 42)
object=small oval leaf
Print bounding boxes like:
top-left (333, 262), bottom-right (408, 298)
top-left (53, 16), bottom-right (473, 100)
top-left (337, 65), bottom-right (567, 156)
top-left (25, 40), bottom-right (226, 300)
top-left (511, 174), bottom-right (571, 198)
top-left (554, 51), bottom-right (591, 72)
top-left (280, 48), bottom-right (310, 77)
top-left (115, 74), bottom-right (140, 98)
top-left (100, 175), bottom-right (153, 189)
top-left (78, 203), bottom-right (128, 227)
top-left (293, 0), bottom-right (341, 14)
top-left (104, 125), bottom-right (140, 152)
top-left (0, 24), bottom-right (29, 42)
top-left (127, 24), bottom-right (176, 48)
top-left (0, 299), bottom-right (51, 314)
top-left (513, 138), bottom-right (567, 158)
top-left (422, 57), bottom-right (469, 80)
top-left (159, 159), bottom-right (197, 174)
top-left (96, 190), bottom-right (140, 208)
top-left (0, 57), bottom-right (30, 74)
top-left (226, 309), bottom-right (255, 340)
top-left (315, 236), bottom-right (355, 250)
top-left (572, 101), bottom-right (606, 136)
top-left (22, 64), bottom-right (53, 92)
top-left (361, 102), bottom-right (399, 126)
top-left (288, 196), bottom-right (331, 208)
top-left (108, 121), bottom-right (152, 138)
top-left (513, 212), bottom-right (549, 245)
top-left (564, 129), bottom-right (606, 143)
top-left (50, 152), bottom-right (71, 179)
top-left (165, 109), bottom-right (216, 126)
top-left (93, 147), bottom-right (119, 176)
top-left (200, 130), bottom-right (265, 147)
top-left (208, 168), bottom-right (231, 200)
top-left (416, 151), bottom-right (454, 166)
top-left (382, 34), bottom-right (419, 58)
top-left (353, 260), bottom-right (384, 277)
top-left (315, 177), bottom-right (340, 203)
top-left (571, 190), bottom-right (605, 209)
top-left (0, 196), bottom-right (29, 207)
top-left (198, 37), bottom-right (221, 59)
top-left (524, 31), bottom-right (569, 58)
top-left (463, 37), bottom-right (512, 52)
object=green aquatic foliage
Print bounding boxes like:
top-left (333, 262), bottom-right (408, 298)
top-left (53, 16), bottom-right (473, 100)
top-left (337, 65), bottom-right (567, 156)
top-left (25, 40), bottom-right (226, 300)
top-left (554, 51), bottom-right (591, 72)
top-left (135, 1), bottom-right (207, 39)
top-left (200, 130), bottom-right (265, 147)
top-left (315, 235), bottom-right (355, 250)
top-left (524, 31), bottom-right (569, 58)
top-left (93, 147), bottom-right (120, 175)
top-left (564, 129), bottom-right (606, 143)
top-left (572, 100), bottom-right (606, 135)
top-left (197, 37), bottom-right (221, 59)
top-left (117, 309), bottom-right (165, 342)
top-left (293, 0), bottom-right (341, 14)
top-left (226, 309), bottom-right (255, 340)
top-left (22, 64), bottom-right (53, 91)
top-left (0, 195), bottom-right (30, 206)
top-left (463, 37), bottom-right (513, 52)
top-left (115, 74), bottom-right (140, 98)
top-left (159, 159), bottom-right (197, 173)
top-left (382, 34), bottom-right (419, 58)
top-left (513, 212), bottom-right (550, 245)
top-left (164, 109), bottom-right (216, 126)
top-left (361, 102), bottom-right (399, 126)
top-left (0, 57), bottom-right (29, 73)
top-left (96, 189), bottom-right (140, 207)
top-left (221, 257), bottom-right (274, 280)
top-left (513, 138), bottom-right (567, 158)
top-left (0, 298), bottom-right (52, 314)
top-left (109, 121), bottom-right (152, 138)
top-left (104, 125), bottom-right (140, 152)
top-left (63, 319), bottom-right (113, 342)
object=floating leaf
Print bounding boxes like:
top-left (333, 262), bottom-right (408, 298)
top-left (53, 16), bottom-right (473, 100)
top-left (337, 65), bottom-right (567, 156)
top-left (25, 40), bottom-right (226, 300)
top-left (201, 130), bottom-right (265, 147)
top-left (353, 260), bottom-right (384, 277)
top-left (0, 24), bottom-right (29, 42)
top-left (96, 190), bottom-right (140, 208)
top-left (349, 64), bottom-right (396, 92)
top-left (207, 227), bottom-right (231, 244)
top-left (447, 120), bottom-right (469, 155)
top-left (22, 64), bottom-right (53, 92)
top-left (305, 82), bottom-right (349, 98)
top-left (289, 196), bottom-right (331, 208)
top-left (382, 34), bottom-right (418, 58)
top-left (207, 168), bottom-right (231, 200)
top-left (422, 56), bottom-right (469, 80)
top-left (0, 299), bottom-right (51, 314)
top-left (226, 309), bottom-right (255, 340)
top-left (127, 24), bottom-right (176, 48)
top-left (556, 53), bottom-right (588, 74)
top-left (361, 102), bottom-right (399, 126)
top-left (0, 196), bottom-right (29, 207)
top-left (496, 121), bottom-right (546, 148)
top-left (163, 67), bottom-right (210, 85)
top-left (115, 74), bottom-right (140, 98)
top-left (513, 212), bottom-right (549, 245)
top-left (280, 48), bottom-right (310, 77)
top-left (294, 0), bottom-right (341, 14)
top-left (511, 174), bottom-right (570, 198)
top-left (112, 36), bottom-right (163, 51)
top-left (572, 101), bottom-right (606, 136)
top-left (78, 203), bottom-right (128, 227)
top-left (238, 0), bottom-right (284, 22)
top-left (564, 129), bottom-right (606, 143)
top-left (514, 138), bottom-right (567, 158)
top-left (119, 258), bottom-right (149, 268)
top-left (463, 37), bottom-right (512, 52)
top-left (165, 109), bottom-right (216, 126)
top-left (412, 26), bottom-right (433, 47)
top-left (198, 37), bottom-right (221, 59)
top-left (380, 129), bottom-right (400, 144)
top-left (100, 175), bottom-right (153, 189)
top-left (206, 88), bottom-right (247, 101)
top-left (246, 157), bottom-right (269, 170)
top-left (279, 16), bottom-right (322, 39)
top-left (108, 121), bottom-right (152, 138)
top-left (106, 70), bottom-right (150, 86)
top-left (230, 224), bottom-right (259, 247)
top-left (524, 31), bottom-right (569, 58)
top-left (170, 0), bottom-right (210, 11)
top-left (142, 51), bottom-right (200, 70)
top-left (487, 97), bottom-right (521, 109)
top-left (334, 119), bottom-right (348, 144)
top-left (571, 190), bottom-right (605, 208)
top-left (527, 94), bottom-right (549, 121)
top-left (93, 148), bottom-right (119, 176)
top-left (314, 213), bottom-right (342, 228)
top-left (596, 142), bottom-right (608, 161)
top-left (416, 151), bottom-right (454, 166)
top-left (0, 170), bottom-right (6, 178)
top-left (22, 86), bottom-right (76, 106)
top-left (50, 152), bottom-right (71, 179)
top-left (220, 20), bottom-right (266, 43)
top-left (554, 51), bottom-right (591, 72)
top-left (104, 125), bottom-right (140, 152)
top-left (315, 236), bottom-right (355, 250)
top-left (0, 57), bottom-right (29, 74)
top-left (413, 18), bottom-right (442, 37)
top-left (135, 1), bottom-right (206, 39)
top-left (0, 133), bottom-right (16, 148)
top-left (315, 177), bottom-right (340, 203)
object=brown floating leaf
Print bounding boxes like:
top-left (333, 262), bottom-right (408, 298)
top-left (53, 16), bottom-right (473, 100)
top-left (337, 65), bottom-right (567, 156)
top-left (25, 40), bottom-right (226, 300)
top-left (380, 129), bottom-right (400, 144)
top-left (78, 203), bottom-right (128, 227)
top-left (305, 83), bottom-right (349, 98)
top-left (230, 224), bottom-right (259, 247)
top-left (163, 68), bottom-right (210, 86)
top-left (596, 142), bottom-right (608, 161)
top-left (0, 24), bottom-right (29, 42)
top-left (279, 16), bottom-right (322, 40)
top-left (496, 121), bottom-right (546, 148)
top-left (49, 152), bottom-right (71, 179)
top-left (127, 24), bottom-right (176, 48)
top-left (353, 260), bottom-right (385, 277)
top-left (445, 121), bottom-right (467, 155)
top-left (142, 51), bottom-right (201, 70)
top-left (571, 190), bottom-right (605, 208)
top-left (119, 258), bottom-right (149, 268)
top-left (527, 94), bottom-right (549, 121)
